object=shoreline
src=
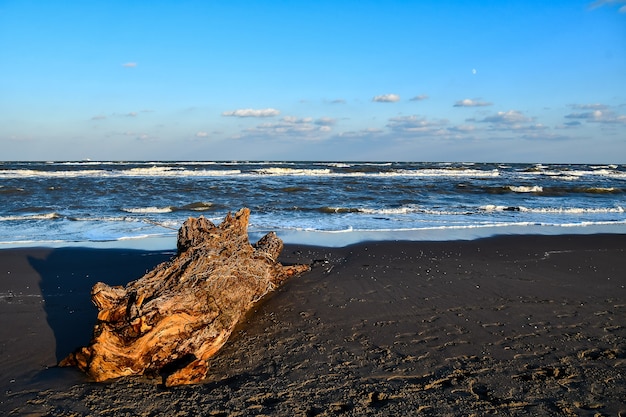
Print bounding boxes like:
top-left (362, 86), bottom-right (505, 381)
top-left (2, 233), bottom-right (625, 415)
top-left (2, 221), bottom-right (626, 251)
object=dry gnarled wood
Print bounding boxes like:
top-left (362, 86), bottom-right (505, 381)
top-left (60, 208), bottom-right (309, 386)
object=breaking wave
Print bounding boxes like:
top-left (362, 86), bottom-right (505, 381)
top-left (121, 202), bottom-right (215, 214)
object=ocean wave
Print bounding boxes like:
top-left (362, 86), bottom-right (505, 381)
top-left (318, 207), bottom-right (363, 214)
top-left (314, 206), bottom-right (420, 215)
top-left (314, 206), bottom-right (465, 216)
top-left (55, 161), bottom-right (108, 166)
top-left (121, 206), bottom-right (173, 214)
top-left (275, 219), bottom-right (626, 234)
top-left (119, 167), bottom-right (242, 177)
top-left (0, 169), bottom-right (104, 178)
top-left (0, 167), bottom-right (243, 179)
top-left (463, 185), bottom-right (622, 195)
top-left (326, 162), bottom-right (353, 168)
top-left (1, 165), bottom-right (503, 179)
top-left (509, 185), bottom-right (543, 193)
top-left (531, 206), bottom-right (624, 214)
top-left (541, 186), bottom-right (623, 195)
top-left (0, 212), bottom-right (62, 221)
top-left (4, 162), bottom-right (623, 180)
top-left (2, 161), bottom-right (624, 247)
top-left (583, 187), bottom-right (620, 193)
top-left (521, 168), bottom-right (626, 179)
top-left (393, 168), bottom-right (500, 177)
top-left (360, 207), bottom-right (413, 215)
top-left (480, 205), bottom-right (624, 214)
top-left (68, 215), bottom-right (136, 222)
top-left (590, 165), bottom-right (618, 170)
top-left (257, 167), bottom-right (333, 176)
top-left (121, 202), bottom-right (215, 214)
top-left (174, 202), bottom-right (215, 211)
top-left (299, 204), bottom-right (626, 217)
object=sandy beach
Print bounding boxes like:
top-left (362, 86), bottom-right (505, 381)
top-left (1, 234), bottom-right (625, 416)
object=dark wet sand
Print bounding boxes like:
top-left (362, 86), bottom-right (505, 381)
top-left (1, 234), bottom-right (625, 416)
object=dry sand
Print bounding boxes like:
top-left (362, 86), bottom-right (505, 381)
top-left (1, 234), bottom-right (625, 416)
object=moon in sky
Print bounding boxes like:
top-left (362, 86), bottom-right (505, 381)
top-left (472, 68), bottom-right (477, 75)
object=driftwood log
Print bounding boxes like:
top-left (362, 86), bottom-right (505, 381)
top-left (60, 208), bottom-right (309, 386)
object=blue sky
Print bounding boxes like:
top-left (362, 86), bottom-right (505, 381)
top-left (1, 0), bottom-right (625, 162)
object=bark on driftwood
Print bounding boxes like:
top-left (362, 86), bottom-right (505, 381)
top-left (60, 208), bottom-right (309, 386)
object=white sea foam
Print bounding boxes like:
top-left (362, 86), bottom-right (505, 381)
top-left (0, 169), bottom-right (104, 178)
top-left (0, 212), bottom-right (61, 221)
top-left (591, 164), bottom-right (619, 170)
top-left (121, 167), bottom-right (242, 177)
top-left (257, 167), bottom-right (333, 176)
top-left (531, 206), bottom-right (624, 214)
top-left (318, 204), bottom-right (625, 217)
top-left (70, 215), bottom-right (137, 222)
top-left (0, 165), bottom-right (504, 179)
top-left (522, 168), bottom-right (626, 180)
top-left (480, 205), bottom-right (624, 214)
top-left (588, 187), bottom-right (616, 192)
top-left (4, 164), bottom-right (621, 180)
top-left (0, 167), bottom-right (243, 179)
top-left (121, 206), bottom-right (173, 214)
top-left (509, 185), bottom-right (543, 193)
top-left (266, 220), bottom-right (626, 246)
top-left (326, 162), bottom-right (353, 168)
top-left (360, 207), bottom-right (414, 215)
top-left (393, 168), bottom-right (500, 177)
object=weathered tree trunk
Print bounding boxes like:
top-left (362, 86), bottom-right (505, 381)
top-left (60, 208), bottom-right (309, 386)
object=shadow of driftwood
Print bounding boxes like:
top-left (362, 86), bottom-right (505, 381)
top-left (29, 248), bottom-right (173, 362)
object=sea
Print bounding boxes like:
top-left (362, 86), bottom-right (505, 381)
top-left (1, 161), bottom-right (625, 249)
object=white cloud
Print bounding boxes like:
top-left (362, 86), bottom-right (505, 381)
top-left (336, 117), bottom-right (482, 141)
top-left (383, 112), bottom-right (563, 142)
top-left (454, 98), bottom-right (492, 107)
top-left (561, 120), bottom-right (583, 128)
top-left (565, 103), bottom-right (626, 126)
top-left (448, 124), bottom-right (477, 132)
top-left (565, 109), bottom-right (626, 124)
top-left (122, 62), bottom-right (137, 68)
top-left (222, 108), bottom-right (280, 117)
top-left (314, 117), bottom-right (337, 126)
top-left (195, 131), bottom-right (209, 137)
top-left (126, 112), bottom-right (138, 117)
top-left (480, 110), bottom-right (532, 124)
top-left (565, 110), bottom-right (600, 120)
top-left (241, 116), bottom-right (334, 138)
top-left (410, 94), bottom-right (429, 101)
top-left (328, 99), bottom-right (346, 104)
top-left (373, 94), bottom-right (401, 103)
top-left (91, 115), bottom-right (107, 120)
top-left (509, 123), bottom-right (548, 131)
top-left (387, 115), bottom-right (448, 135)
top-left (569, 103), bottom-right (609, 110)
top-left (337, 128), bottom-right (384, 138)
top-left (521, 131), bottom-right (569, 141)
top-left (282, 116), bottom-right (312, 123)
